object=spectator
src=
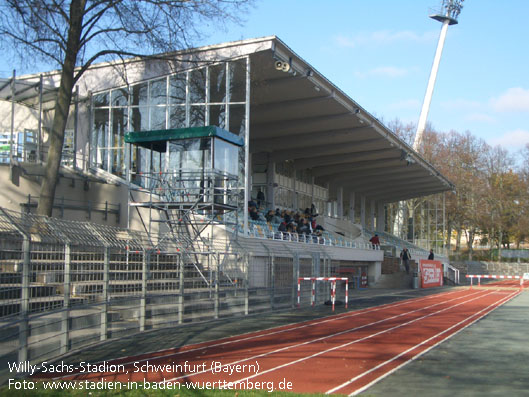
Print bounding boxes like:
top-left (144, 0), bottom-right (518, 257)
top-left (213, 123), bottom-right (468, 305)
top-left (400, 247), bottom-right (411, 274)
top-left (256, 189), bottom-right (265, 208)
top-left (428, 249), bottom-right (434, 260)
top-left (369, 234), bottom-right (380, 248)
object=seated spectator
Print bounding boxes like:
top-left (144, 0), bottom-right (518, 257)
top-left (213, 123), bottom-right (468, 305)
top-left (297, 218), bottom-right (311, 235)
top-left (265, 210), bottom-right (275, 223)
top-left (249, 207), bottom-right (260, 221)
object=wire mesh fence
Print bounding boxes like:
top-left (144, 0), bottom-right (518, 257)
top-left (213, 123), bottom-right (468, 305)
top-left (0, 207), bottom-right (342, 384)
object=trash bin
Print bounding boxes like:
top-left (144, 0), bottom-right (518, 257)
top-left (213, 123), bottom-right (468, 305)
top-left (412, 272), bottom-right (419, 289)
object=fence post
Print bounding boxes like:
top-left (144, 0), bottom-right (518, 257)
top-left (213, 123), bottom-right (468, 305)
top-left (140, 250), bottom-right (147, 332)
top-left (18, 237), bottom-right (30, 362)
top-left (214, 254), bottom-right (219, 319)
top-left (178, 253), bottom-right (184, 324)
top-left (244, 254), bottom-right (249, 316)
top-left (292, 254), bottom-right (300, 307)
top-left (100, 247), bottom-right (109, 341)
top-left (269, 255), bottom-right (275, 310)
top-left (61, 243), bottom-right (71, 354)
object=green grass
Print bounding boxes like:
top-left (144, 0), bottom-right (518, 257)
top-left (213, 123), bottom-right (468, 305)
top-left (1, 381), bottom-right (326, 396)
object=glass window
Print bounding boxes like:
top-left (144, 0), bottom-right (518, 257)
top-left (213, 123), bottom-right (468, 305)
top-left (229, 104), bottom-right (245, 136)
top-left (150, 106), bottom-right (166, 130)
top-left (131, 106), bottom-right (149, 131)
top-left (169, 105), bottom-right (186, 129)
top-left (111, 108), bottom-right (127, 176)
top-left (131, 82), bottom-right (148, 107)
top-left (94, 92), bottom-right (109, 107)
top-left (150, 78), bottom-right (167, 106)
top-left (189, 68), bottom-right (206, 103)
top-left (214, 138), bottom-right (238, 176)
top-left (229, 59), bottom-right (246, 102)
top-left (209, 63), bottom-right (226, 103)
top-left (190, 105), bottom-right (205, 127)
top-left (209, 105), bottom-right (226, 129)
top-left (93, 109), bottom-right (109, 170)
top-left (169, 73), bottom-right (186, 104)
top-left (111, 88), bottom-right (128, 107)
top-left (168, 138), bottom-right (211, 171)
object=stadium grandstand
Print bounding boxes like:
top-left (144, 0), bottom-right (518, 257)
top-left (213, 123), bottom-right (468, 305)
top-left (0, 36), bottom-right (456, 373)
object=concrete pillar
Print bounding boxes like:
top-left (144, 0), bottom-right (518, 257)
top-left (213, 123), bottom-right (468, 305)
top-left (370, 200), bottom-right (376, 230)
top-left (266, 157), bottom-right (275, 209)
top-left (349, 192), bottom-right (356, 223)
top-left (337, 186), bottom-right (344, 218)
top-left (377, 202), bottom-right (386, 233)
top-left (360, 196), bottom-right (366, 229)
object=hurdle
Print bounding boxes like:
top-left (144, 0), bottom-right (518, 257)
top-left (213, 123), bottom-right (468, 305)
top-left (297, 277), bottom-right (348, 311)
top-left (466, 274), bottom-right (527, 290)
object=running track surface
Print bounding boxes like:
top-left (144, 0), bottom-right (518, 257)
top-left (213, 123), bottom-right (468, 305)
top-left (37, 284), bottom-right (525, 395)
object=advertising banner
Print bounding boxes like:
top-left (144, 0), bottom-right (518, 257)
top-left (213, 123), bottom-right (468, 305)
top-left (420, 260), bottom-right (443, 288)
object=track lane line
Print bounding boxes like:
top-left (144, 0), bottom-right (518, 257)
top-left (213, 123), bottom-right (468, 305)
top-left (326, 290), bottom-right (520, 395)
top-left (46, 289), bottom-right (464, 381)
top-left (156, 290), bottom-right (487, 385)
top-left (213, 290), bottom-right (497, 390)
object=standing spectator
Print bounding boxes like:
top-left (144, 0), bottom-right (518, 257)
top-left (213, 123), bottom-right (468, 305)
top-left (400, 247), bottom-right (412, 274)
top-left (428, 249), bottom-right (435, 260)
top-left (369, 234), bottom-right (380, 248)
top-left (256, 189), bottom-right (265, 209)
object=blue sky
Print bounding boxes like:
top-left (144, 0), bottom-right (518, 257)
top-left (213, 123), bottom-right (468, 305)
top-left (208, 0), bottom-right (529, 154)
top-left (3, 0), bottom-right (528, 154)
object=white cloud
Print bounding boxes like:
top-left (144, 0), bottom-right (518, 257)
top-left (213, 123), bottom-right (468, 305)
top-left (488, 129), bottom-right (529, 149)
top-left (490, 87), bottom-right (529, 113)
top-left (355, 66), bottom-right (409, 79)
top-left (335, 30), bottom-right (437, 48)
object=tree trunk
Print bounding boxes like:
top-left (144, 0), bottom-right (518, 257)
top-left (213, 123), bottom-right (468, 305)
top-left (37, 0), bottom-right (86, 216)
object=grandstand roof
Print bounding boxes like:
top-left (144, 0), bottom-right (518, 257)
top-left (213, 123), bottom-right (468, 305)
top-left (10, 36), bottom-right (454, 204)
top-left (244, 36), bottom-right (453, 203)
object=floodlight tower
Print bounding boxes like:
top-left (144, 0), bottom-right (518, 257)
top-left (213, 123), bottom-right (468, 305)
top-left (413, 0), bottom-right (464, 150)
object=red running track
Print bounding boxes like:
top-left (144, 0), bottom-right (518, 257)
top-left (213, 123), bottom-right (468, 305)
top-left (38, 288), bottom-right (520, 395)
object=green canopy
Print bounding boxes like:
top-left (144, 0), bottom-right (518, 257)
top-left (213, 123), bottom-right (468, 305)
top-left (125, 126), bottom-right (244, 151)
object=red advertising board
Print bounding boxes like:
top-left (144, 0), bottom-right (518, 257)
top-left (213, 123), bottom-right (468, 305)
top-left (420, 260), bottom-right (443, 288)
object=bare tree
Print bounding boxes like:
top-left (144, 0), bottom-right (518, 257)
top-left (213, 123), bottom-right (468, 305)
top-left (0, 0), bottom-right (251, 216)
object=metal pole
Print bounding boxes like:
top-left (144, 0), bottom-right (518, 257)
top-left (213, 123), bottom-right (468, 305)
top-left (61, 244), bottom-right (71, 354)
top-left (100, 247), bottom-right (109, 341)
top-left (243, 56), bottom-right (251, 236)
top-left (18, 237), bottom-right (30, 362)
top-left (178, 253), bottom-right (184, 324)
top-left (38, 75), bottom-right (43, 162)
top-left (10, 70), bottom-right (16, 166)
top-left (73, 86), bottom-right (79, 169)
top-left (140, 251), bottom-right (147, 332)
top-left (214, 254), bottom-right (219, 319)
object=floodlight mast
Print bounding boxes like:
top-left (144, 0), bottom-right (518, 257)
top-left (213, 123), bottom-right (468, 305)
top-left (413, 0), bottom-right (464, 150)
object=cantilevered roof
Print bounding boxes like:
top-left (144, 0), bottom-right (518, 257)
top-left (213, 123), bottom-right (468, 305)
top-left (0, 77), bottom-right (58, 108)
top-left (244, 37), bottom-right (453, 203)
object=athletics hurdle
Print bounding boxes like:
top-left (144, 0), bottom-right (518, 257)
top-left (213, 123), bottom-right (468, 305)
top-left (297, 277), bottom-right (348, 311)
top-left (466, 274), bottom-right (525, 290)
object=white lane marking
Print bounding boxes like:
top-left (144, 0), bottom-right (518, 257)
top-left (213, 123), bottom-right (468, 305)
top-left (165, 290), bottom-right (487, 384)
top-left (51, 289), bottom-right (463, 381)
top-left (342, 290), bottom-right (520, 396)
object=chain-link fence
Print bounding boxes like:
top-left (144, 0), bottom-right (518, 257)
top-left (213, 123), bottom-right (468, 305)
top-left (0, 207), bottom-right (344, 384)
